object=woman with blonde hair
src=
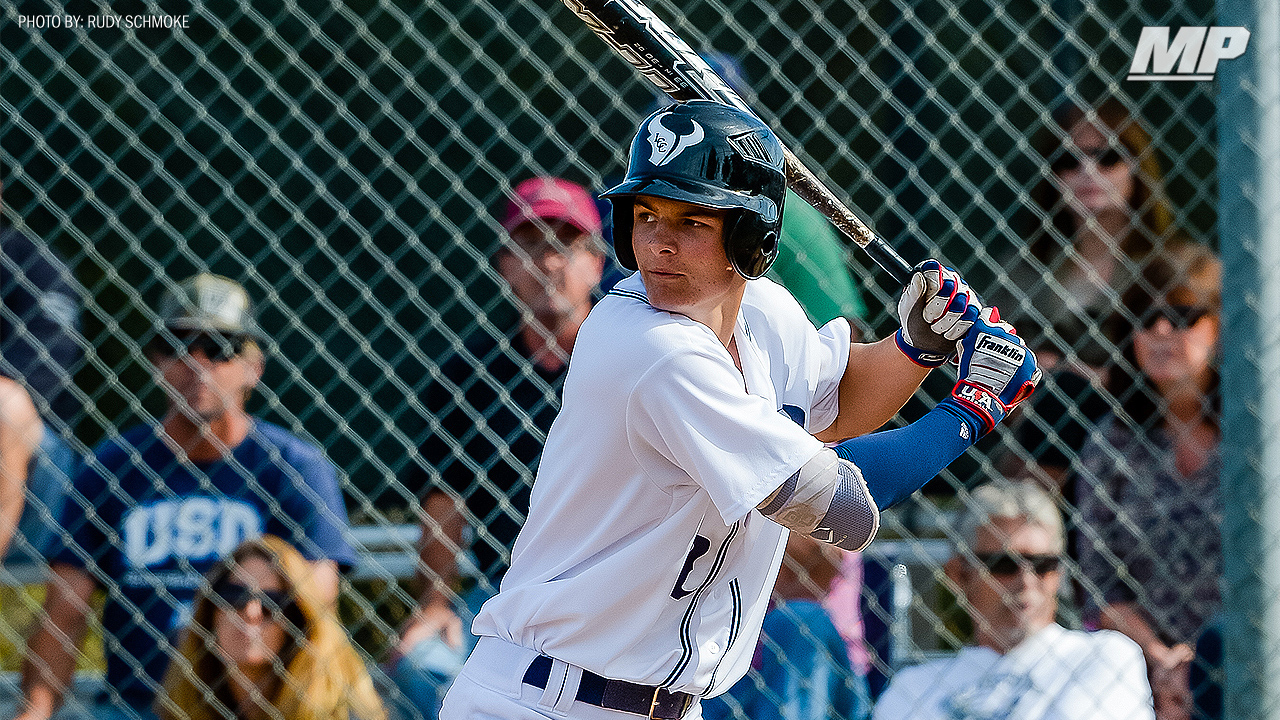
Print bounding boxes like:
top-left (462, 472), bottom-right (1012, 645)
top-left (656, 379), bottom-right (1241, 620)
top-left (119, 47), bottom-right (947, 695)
top-left (158, 535), bottom-right (387, 720)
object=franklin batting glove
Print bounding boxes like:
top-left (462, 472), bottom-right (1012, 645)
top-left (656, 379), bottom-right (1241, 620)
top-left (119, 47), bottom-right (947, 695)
top-left (895, 260), bottom-right (983, 367)
top-left (937, 307), bottom-right (1042, 438)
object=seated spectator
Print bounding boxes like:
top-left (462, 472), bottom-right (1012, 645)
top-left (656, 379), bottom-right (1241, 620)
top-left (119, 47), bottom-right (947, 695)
top-left (990, 98), bottom-right (1172, 375)
top-left (703, 533), bottom-right (871, 720)
top-left (392, 177), bottom-right (605, 718)
top-left (0, 376), bottom-right (43, 558)
top-left (993, 99), bottom-right (1175, 491)
top-left (19, 273), bottom-right (355, 720)
top-left (158, 535), bottom-right (386, 720)
top-left (1075, 241), bottom-right (1222, 720)
top-left (1, 180), bottom-right (83, 564)
top-left (873, 482), bottom-right (1153, 720)
top-left (1, 179), bottom-right (83, 426)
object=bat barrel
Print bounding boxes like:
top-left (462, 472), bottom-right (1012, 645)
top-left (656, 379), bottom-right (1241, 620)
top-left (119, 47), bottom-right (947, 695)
top-left (783, 152), bottom-right (913, 285)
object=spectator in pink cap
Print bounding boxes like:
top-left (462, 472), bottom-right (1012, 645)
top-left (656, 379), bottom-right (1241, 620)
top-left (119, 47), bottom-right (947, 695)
top-left (391, 176), bottom-right (606, 720)
top-left (497, 176), bottom-right (605, 369)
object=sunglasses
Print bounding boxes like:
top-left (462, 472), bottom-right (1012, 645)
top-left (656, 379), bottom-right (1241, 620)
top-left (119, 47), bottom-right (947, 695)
top-left (507, 225), bottom-right (594, 257)
top-left (973, 552), bottom-right (1061, 576)
top-left (1142, 304), bottom-right (1212, 330)
top-left (211, 579), bottom-right (293, 617)
top-left (154, 333), bottom-right (247, 362)
top-left (1052, 146), bottom-right (1125, 172)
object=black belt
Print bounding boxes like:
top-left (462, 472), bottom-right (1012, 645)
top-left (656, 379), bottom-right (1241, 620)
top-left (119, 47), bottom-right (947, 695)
top-left (521, 655), bottom-right (695, 719)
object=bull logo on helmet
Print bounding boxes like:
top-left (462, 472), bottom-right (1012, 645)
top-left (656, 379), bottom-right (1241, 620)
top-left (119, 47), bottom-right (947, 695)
top-left (646, 111), bottom-right (705, 167)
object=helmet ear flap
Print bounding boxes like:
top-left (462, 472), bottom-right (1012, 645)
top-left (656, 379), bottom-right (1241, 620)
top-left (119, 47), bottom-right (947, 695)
top-left (608, 197), bottom-right (638, 271)
top-left (724, 210), bottom-right (781, 280)
top-left (758, 229), bottom-right (780, 267)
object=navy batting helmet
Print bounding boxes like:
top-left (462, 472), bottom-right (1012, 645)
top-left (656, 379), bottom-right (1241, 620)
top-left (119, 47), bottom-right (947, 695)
top-left (603, 100), bottom-right (787, 280)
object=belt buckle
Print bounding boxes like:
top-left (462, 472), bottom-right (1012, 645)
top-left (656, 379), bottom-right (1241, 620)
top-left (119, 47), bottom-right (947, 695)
top-left (648, 687), bottom-right (663, 719)
top-left (648, 687), bottom-right (691, 720)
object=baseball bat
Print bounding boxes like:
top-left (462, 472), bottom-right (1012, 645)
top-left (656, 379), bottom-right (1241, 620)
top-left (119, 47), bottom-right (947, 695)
top-left (562, 0), bottom-right (915, 285)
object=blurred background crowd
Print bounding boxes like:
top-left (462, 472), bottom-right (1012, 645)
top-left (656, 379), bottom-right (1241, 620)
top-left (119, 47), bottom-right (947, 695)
top-left (0, 0), bottom-right (1247, 718)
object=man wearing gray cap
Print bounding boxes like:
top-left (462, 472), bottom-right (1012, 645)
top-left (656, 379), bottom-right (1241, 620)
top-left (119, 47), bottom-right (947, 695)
top-left (18, 273), bottom-right (355, 720)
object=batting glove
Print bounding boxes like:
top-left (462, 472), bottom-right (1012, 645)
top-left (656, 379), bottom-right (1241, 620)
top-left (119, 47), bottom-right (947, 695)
top-left (895, 260), bottom-right (983, 367)
top-left (937, 307), bottom-right (1042, 439)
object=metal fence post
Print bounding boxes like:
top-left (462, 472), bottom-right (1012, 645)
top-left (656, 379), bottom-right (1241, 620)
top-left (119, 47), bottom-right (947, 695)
top-left (1219, 1), bottom-right (1280, 718)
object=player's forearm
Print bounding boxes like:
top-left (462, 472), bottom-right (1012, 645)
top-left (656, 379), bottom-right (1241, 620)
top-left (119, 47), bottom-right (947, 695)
top-left (835, 305), bottom-right (1040, 508)
top-left (832, 404), bottom-right (975, 509)
top-left (815, 336), bottom-right (930, 443)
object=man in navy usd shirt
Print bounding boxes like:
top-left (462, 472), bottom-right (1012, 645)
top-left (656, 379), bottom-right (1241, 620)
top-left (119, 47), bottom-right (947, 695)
top-left (18, 273), bottom-right (355, 720)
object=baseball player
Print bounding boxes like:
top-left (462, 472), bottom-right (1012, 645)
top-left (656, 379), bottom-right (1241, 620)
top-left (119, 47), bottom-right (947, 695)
top-left (440, 100), bottom-right (1041, 720)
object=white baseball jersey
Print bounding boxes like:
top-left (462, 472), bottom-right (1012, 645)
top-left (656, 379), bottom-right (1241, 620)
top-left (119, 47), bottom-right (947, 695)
top-left (471, 272), bottom-right (852, 697)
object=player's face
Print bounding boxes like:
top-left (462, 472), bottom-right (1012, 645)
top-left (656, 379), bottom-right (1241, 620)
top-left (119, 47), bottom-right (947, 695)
top-left (499, 220), bottom-right (604, 333)
top-left (211, 555), bottom-right (291, 673)
top-left (631, 196), bottom-right (739, 316)
top-left (1054, 120), bottom-right (1135, 218)
top-left (153, 334), bottom-right (263, 422)
top-left (956, 516), bottom-right (1061, 653)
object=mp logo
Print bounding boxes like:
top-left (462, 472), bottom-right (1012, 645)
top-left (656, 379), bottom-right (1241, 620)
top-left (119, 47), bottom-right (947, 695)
top-left (1128, 27), bottom-right (1250, 81)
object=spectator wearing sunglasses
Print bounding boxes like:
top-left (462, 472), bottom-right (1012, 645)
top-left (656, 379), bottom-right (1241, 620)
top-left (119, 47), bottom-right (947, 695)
top-left (159, 535), bottom-right (386, 720)
top-left (1075, 241), bottom-right (1222, 720)
top-left (996, 98), bottom-right (1174, 373)
top-left (990, 99), bottom-right (1176, 493)
top-left (19, 273), bottom-right (355, 720)
top-left (873, 482), bottom-right (1153, 720)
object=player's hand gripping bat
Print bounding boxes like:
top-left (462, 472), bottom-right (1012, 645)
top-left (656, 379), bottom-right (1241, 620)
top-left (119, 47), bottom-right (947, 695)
top-left (562, 0), bottom-right (914, 285)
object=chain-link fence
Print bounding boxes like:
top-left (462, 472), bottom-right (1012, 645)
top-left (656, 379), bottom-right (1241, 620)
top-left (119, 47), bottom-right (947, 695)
top-left (1, 0), bottom-right (1267, 717)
